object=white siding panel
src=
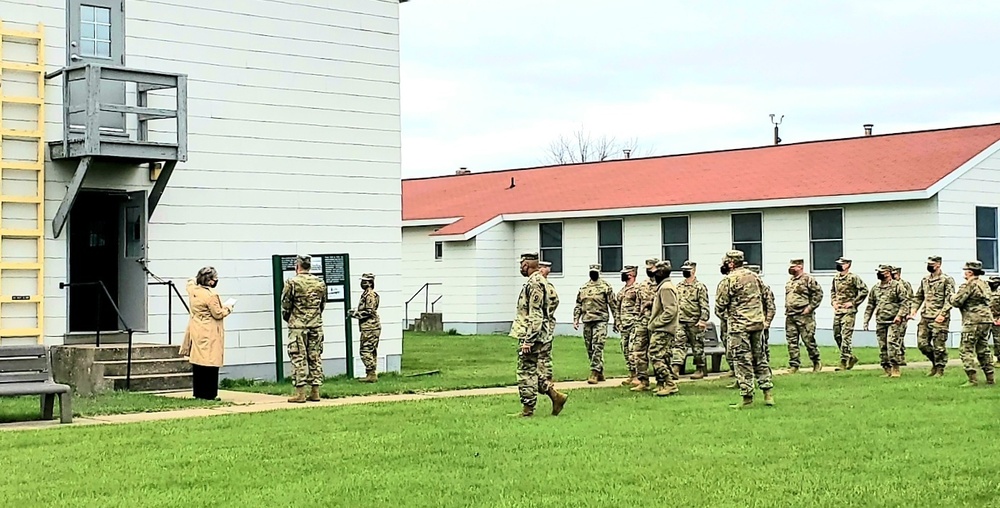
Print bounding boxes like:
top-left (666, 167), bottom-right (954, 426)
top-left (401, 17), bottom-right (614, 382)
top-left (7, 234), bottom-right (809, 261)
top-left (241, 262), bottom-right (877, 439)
top-left (937, 148), bottom-right (1000, 283)
top-left (474, 222), bottom-right (516, 323)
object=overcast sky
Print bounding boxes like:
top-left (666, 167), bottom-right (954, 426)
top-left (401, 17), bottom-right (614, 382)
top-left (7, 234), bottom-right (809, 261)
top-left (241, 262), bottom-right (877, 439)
top-left (397, 0), bottom-right (1000, 179)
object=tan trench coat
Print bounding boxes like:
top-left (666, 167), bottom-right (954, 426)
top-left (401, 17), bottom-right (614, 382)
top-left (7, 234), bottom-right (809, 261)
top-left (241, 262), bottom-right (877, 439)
top-left (180, 279), bottom-right (232, 367)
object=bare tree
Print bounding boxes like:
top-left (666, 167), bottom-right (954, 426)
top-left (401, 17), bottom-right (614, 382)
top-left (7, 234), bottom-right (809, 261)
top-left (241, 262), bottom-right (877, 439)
top-left (544, 127), bottom-right (655, 165)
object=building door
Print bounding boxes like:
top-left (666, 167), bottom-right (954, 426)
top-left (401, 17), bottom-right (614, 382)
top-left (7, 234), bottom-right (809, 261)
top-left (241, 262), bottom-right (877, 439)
top-left (66, 0), bottom-right (126, 133)
top-left (117, 190), bottom-right (149, 332)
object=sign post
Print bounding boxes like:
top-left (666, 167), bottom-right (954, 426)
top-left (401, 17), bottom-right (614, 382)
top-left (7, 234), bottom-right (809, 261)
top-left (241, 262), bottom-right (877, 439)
top-left (271, 253), bottom-right (353, 381)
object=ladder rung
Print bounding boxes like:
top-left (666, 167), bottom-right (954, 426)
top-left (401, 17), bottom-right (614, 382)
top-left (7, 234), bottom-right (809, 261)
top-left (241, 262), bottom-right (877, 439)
top-left (0, 328), bottom-right (41, 338)
top-left (1, 96), bottom-right (43, 105)
top-left (0, 29), bottom-right (44, 41)
top-left (0, 195), bottom-right (41, 204)
top-left (0, 229), bottom-right (42, 238)
top-left (0, 262), bottom-right (42, 270)
top-left (0, 129), bottom-right (42, 140)
top-left (0, 62), bottom-right (43, 73)
top-left (0, 295), bottom-right (41, 303)
top-left (0, 161), bottom-right (43, 171)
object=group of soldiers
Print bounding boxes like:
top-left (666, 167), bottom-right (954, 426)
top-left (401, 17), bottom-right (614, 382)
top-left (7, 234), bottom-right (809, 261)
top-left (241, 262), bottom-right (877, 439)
top-left (510, 250), bottom-right (1000, 416)
top-left (280, 255), bottom-right (383, 403)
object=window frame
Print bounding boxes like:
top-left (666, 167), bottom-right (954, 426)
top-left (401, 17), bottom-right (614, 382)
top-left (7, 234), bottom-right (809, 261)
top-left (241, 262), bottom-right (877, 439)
top-left (434, 241), bottom-right (443, 261)
top-left (975, 206), bottom-right (999, 273)
top-left (596, 219), bottom-right (624, 274)
top-left (539, 221), bottom-right (564, 275)
top-left (660, 215), bottom-right (690, 276)
top-left (67, 0), bottom-right (126, 64)
top-left (808, 207), bottom-right (845, 273)
top-left (731, 211), bottom-right (764, 271)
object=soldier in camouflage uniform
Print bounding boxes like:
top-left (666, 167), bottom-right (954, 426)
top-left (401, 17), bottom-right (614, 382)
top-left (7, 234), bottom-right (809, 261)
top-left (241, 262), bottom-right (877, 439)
top-left (989, 276), bottom-right (1000, 367)
top-left (716, 250), bottom-right (773, 408)
top-left (716, 268), bottom-right (734, 378)
top-left (863, 265), bottom-right (909, 378)
top-left (909, 256), bottom-right (956, 377)
top-left (747, 265), bottom-right (775, 365)
top-left (539, 260), bottom-right (559, 383)
top-left (281, 255), bottom-right (327, 403)
top-left (784, 259), bottom-right (824, 373)
top-left (509, 252), bottom-right (568, 417)
top-left (676, 261), bottom-right (710, 380)
top-left (573, 264), bottom-right (619, 384)
top-left (891, 266), bottom-right (914, 365)
top-left (647, 260), bottom-right (680, 397)
top-left (831, 257), bottom-right (867, 371)
top-left (349, 273), bottom-right (380, 383)
top-left (949, 260), bottom-right (996, 387)
top-left (630, 258), bottom-right (660, 391)
top-left (615, 265), bottom-right (641, 385)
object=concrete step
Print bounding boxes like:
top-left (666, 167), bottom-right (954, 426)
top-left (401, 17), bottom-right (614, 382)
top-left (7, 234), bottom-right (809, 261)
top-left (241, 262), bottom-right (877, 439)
top-left (91, 344), bottom-right (184, 362)
top-left (100, 358), bottom-right (192, 377)
top-left (64, 331), bottom-right (131, 345)
top-left (108, 372), bottom-right (193, 391)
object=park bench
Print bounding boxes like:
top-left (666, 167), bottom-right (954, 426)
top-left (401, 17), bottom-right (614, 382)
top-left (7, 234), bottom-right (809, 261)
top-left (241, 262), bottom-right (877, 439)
top-left (0, 345), bottom-right (73, 423)
top-left (678, 321), bottom-right (727, 375)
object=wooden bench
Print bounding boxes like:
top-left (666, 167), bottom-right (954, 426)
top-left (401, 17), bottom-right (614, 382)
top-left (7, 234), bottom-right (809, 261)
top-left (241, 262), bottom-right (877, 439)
top-left (678, 321), bottom-right (727, 375)
top-left (0, 345), bottom-right (73, 424)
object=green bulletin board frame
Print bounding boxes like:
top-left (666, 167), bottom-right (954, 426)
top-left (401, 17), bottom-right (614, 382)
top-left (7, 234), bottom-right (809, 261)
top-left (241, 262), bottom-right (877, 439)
top-left (271, 253), bottom-right (353, 380)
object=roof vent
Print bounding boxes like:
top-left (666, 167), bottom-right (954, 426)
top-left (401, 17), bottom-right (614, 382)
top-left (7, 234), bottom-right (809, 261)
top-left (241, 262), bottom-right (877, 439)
top-left (455, 167), bottom-right (471, 175)
top-left (863, 124), bottom-right (873, 136)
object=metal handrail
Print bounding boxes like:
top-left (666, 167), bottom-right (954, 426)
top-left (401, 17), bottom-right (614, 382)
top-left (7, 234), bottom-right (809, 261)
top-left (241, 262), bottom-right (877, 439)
top-left (404, 283), bottom-right (441, 327)
top-left (58, 281), bottom-right (136, 390)
top-left (431, 295), bottom-right (443, 313)
top-left (148, 280), bottom-right (189, 345)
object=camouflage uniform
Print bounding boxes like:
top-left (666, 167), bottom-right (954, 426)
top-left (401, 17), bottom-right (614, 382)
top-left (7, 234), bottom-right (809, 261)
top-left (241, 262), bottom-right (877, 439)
top-left (892, 267), bottom-right (914, 364)
top-left (540, 260), bottom-right (559, 383)
top-left (573, 264), bottom-right (619, 380)
top-left (747, 265), bottom-right (774, 364)
top-left (647, 260), bottom-right (680, 396)
top-left (949, 261), bottom-right (996, 385)
top-left (863, 265), bottom-right (910, 373)
top-left (716, 278), bottom-right (733, 375)
top-left (831, 258), bottom-right (868, 368)
top-left (716, 250), bottom-right (772, 406)
top-left (349, 273), bottom-right (380, 381)
top-left (510, 253), bottom-right (566, 416)
top-left (989, 277), bottom-right (1000, 365)
top-left (911, 256), bottom-right (956, 375)
top-left (281, 258), bottom-right (327, 397)
top-left (615, 266), bottom-right (641, 379)
top-left (630, 259), bottom-right (660, 386)
top-left (676, 261), bottom-right (710, 376)
top-left (784, 259), bottom-right (824, 369)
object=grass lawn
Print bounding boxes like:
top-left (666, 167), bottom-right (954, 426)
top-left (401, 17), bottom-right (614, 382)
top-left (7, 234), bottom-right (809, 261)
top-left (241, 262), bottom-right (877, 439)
top-left (0, 391), bottom-right (227, 424)
top-left (226, 332), bottom-right (961, 399)
top-left (0, 367), bottom-right (996, 507)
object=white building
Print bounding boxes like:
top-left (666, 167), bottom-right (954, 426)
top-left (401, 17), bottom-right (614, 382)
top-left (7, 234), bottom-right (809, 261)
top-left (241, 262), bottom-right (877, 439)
top-left (0, 0), bottom-right (404, 383)
top-left (402, 123), bottom-right (1000, 349)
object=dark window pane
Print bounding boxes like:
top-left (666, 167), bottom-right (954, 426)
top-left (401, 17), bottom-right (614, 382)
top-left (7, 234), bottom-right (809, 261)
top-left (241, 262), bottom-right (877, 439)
top-left (976, 207), bottom-right (997, 239)
top-left (732, 213), bottom-right (762, 242)
top-left (540, 222), bottom-right (562, 248)
top-left (811, 240), bottom-right (843, 271)
top-left (598, 220), bottom-right (622, 246)
top-left (661, 216), bottom-right (688, 245)
top-left (809, 209), bottom-right (843, 240)
top-left (733, 242), bottom-right (762, 267)
top-left (599, 247), bottom-right (622, 273)
top-left (977, 240), bottom-right (997, 272)
top-left (662, 245), bottom-right (689, 273)
top-left (434, 242), bottom-right (442, 259)
top-left (541, 248), bottom-right (563, 273)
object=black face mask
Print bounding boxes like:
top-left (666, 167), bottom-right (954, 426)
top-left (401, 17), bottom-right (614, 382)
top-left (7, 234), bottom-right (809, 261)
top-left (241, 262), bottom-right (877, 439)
top-left (210, 280), bottom-right (218, 287)
top-left (989, 282), bottom-right (1000, 291)
top-left (835, 264), bottom-right (845, 272)
top-left (654, 270), bottom-right (670, 283)
top-left (682, 270), bottom-right (692, 278)
top-left (926, 265), bottom-right (936, 273)
top-left (646, 270), bottom-right (655, 278)
top-left (620, 274), bottom-right (629, 282)
top-left (877, 273), bottom-right (886, 281)
top-left (720, 264), bottom-right (730, 275)
top-left (787, 267), bottom-right (796, 276)
top-left (589, 272), bottom-right (599, 282)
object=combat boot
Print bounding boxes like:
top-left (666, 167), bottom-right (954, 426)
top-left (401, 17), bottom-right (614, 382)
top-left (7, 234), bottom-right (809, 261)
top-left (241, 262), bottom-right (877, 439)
top-left (307, 386), bottom-right (321, 402)
top-left (691, 367), bottom-right (706, 380)
top-left (547, 387), bottom-right (568, 416)
top-left (655, 382), bottom-right (679, 397)
top-left (621, 373), bottom-right (635, 386)
top-left (587, 370), bottom-right (599, 384)
top-left (287, 386), bottom-right (307, 403)
top-left (986, 371), bottom-right (995, 385)
top-left (882, 367), bottom-right (892, 378)
top-left (763, 389), bottom-right (775, 406)
top-left (597, 370), bottom-right (605, 382)
top-left (960, 370), bottom-right (978, 387)
top-left (812, 362), bottom-right (823, 373)
top-left (927, 366), bottom-right (938, 377)
top-left (724, 380), bottom-right (738, 389)
top-left (890, 366), bottom-right (901, 378)
top-left (788, 366), bottom-right (799, 374)
top-left (933, 366), bottom-right (945, 378)
top-left (630, 379), bottom-right (650, 392)
top-left (835, 361), bottom-right (847, 372)
top-left (729, 395), bottom-right (753, 409)
top-left (847, 356), bottom-right (859, 370)
top-left (508, 405), bottom-right (534, 417)
top-left (360, 371), bottom-right (378, 383)
top-left (671, 365), bottom-right (680, 378)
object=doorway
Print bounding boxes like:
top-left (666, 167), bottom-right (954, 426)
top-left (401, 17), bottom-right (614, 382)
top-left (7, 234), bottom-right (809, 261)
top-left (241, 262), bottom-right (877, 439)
top-left (68, 189), bottom-right (148, 332)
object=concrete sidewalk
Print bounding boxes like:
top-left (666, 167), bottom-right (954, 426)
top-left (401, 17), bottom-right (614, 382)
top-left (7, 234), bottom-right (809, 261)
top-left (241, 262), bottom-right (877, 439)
top-left (0, 359), bottom-right (966, 432)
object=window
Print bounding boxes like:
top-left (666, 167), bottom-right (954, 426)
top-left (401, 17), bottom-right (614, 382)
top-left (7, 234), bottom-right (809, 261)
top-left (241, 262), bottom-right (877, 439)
top-left (434, 241), bottom-right (443, 260)
top-left (597, 220), bottom-right (623, 273)
top-left (976, 206), bottom-right (998, 272)
top-left (80, 5), bottom-right (112, 58)
top-left (809, 209), bottom-right (843, 272)
top-left (732, 212), bottom-right (763, 268)
top-left (539, 222), bottom-right (563, 274)
top-left (661, 216), bottom-right (689, 273)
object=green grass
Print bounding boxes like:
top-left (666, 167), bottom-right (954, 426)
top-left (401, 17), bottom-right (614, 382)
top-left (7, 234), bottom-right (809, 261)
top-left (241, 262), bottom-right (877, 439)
top-left (0, 391), bottom-right (227, 424)
top-left (0, 368), bottom-right (996, 507)
top-left (226, 332), bottom-right (960, 399)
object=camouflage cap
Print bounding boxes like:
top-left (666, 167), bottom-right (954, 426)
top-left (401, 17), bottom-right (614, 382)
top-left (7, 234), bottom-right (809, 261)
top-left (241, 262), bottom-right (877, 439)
top-left (789, 258), bottom-right (804, 266)
top-left (681, 260), bottom-right (696, 269)
top-left (589, 264), bottom-right (601, 272)
top-left (361, 273), bottom-right (375, 281)
top-left (539, 260), bottom-right (552, 267)
top-left (835, 257), bottom-right (852, 265)
top-left (295, 254), bottom-right (311, 264)
top-left (725, 250), bottom-right (744, 262)
top-left (746, 264), bottom-right (761, 274)
top-left (989, 275), bottom-right (1000, 283)
top-left (927, 256), bottom-right (942, 263)
top-left (655, 260), bottom-right (672, 270)
top-left (891, 266), bottom-right (901, 274)
top-left (877, 264), bottom-right (892, 272)
top-left (644, 258), bottom-right (660, 267)
top-left (621, 265), bottom-right (638, 274)
top-left (519, 252), bottom-right (539, 261)
top-left (963, 260), bottom-right (983, 271)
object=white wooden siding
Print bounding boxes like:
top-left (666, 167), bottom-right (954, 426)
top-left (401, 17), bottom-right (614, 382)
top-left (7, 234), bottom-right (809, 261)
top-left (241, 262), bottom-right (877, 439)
top-left (937, 148), bottom-right (1000, 276)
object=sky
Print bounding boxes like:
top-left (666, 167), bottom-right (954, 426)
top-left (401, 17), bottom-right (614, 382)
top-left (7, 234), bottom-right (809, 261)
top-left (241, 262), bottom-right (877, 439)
top-left (397, 0), bottom-right (1000, 179)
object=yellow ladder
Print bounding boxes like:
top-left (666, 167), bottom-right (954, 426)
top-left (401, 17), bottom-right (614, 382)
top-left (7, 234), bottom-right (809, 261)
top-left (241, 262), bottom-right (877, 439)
top-left (0, 20), bottom-right (45, 345)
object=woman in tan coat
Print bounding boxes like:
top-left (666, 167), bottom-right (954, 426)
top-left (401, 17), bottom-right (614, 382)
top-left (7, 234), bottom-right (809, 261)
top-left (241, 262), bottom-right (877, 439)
top-left (180, 266), bottom-right (233, 400)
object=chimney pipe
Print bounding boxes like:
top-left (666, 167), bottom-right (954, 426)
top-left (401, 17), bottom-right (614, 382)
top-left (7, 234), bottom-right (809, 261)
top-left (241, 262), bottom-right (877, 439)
top-left (455, 167), bottom-right (471, 175)
top-left (863, 124), bottom-right (873, 136)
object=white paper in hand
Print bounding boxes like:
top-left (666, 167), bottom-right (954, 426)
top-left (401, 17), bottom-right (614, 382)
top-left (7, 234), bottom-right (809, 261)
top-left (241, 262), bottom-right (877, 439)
top-left (224, 298), bottom-right (237, 308)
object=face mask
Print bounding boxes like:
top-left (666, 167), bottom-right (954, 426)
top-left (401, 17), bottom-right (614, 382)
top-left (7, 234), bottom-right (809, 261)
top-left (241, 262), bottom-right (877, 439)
top-left (646, 270), bottom-right (655, 278)
top-left (361, 282), bottom-right (371, 290)
top-left (926, 265), bottom-right (935, 273)
top-left (989, 283), bottom-right (1000, 291)
top-left (682, 270), bottom-right (692, 278)
top-left (210, 280), bottom-right (218, 287)
top-left (877, 273), bottom-right (886, 281)
top-left (589, 272), bottom-right (599, 282)
top-left (787, 267), bottom-right (796, 276)
top-left (620, 274), bottom-right (629, 282)
top-left (720, 264), bottom-right (730, 275)
top-left (835, 264), bottom-right (845, 272)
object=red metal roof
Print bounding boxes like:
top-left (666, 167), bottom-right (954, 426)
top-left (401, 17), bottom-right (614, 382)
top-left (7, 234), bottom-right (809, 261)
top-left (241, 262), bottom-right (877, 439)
top-left (403, 123), bottom-right (1000, 236)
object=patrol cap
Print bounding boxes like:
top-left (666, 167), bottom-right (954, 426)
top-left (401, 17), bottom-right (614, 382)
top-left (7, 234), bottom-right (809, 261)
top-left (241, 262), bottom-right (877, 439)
top-left (963, 260), bottom-right (983, 271)
top-left (789, 258), bottom-right (804, 266)
top-left (927, 256), bottom-right (942, 264)
top-left (835, 257), bottom-right (852, 265)
top-left (877, 264), bottom-right (892, 272)
top-left (725, 250), bottom-right (744, 262)
top-left (644, 258), bottom-right (660, 267)
top-left (988, 275), bottom-right (1000, 283)
top-left (746, 264), bottom-right (761, 274)
top-left (589, 264), bottom-right (601, 272)
top-left (519, 252), bottom-right (539, 261)
top-left (891, 266), bottom-right (901, 274)
top-left (539, 260), bottom-right (552, 267)
top-left (655, 260), bottom-right (672, 270)
top-left (361, 273), bottom-right (375, 281)
top-left (621, 265), bottom-right (638, 274)
top-left (681, 260), bottom-right (696, 269)
top-left (296, 254), bottom-right (311, 264)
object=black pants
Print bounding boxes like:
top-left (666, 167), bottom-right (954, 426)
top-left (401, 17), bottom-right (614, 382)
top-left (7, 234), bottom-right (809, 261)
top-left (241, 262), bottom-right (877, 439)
top-left (192, 364), bottom-right (220, 400)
